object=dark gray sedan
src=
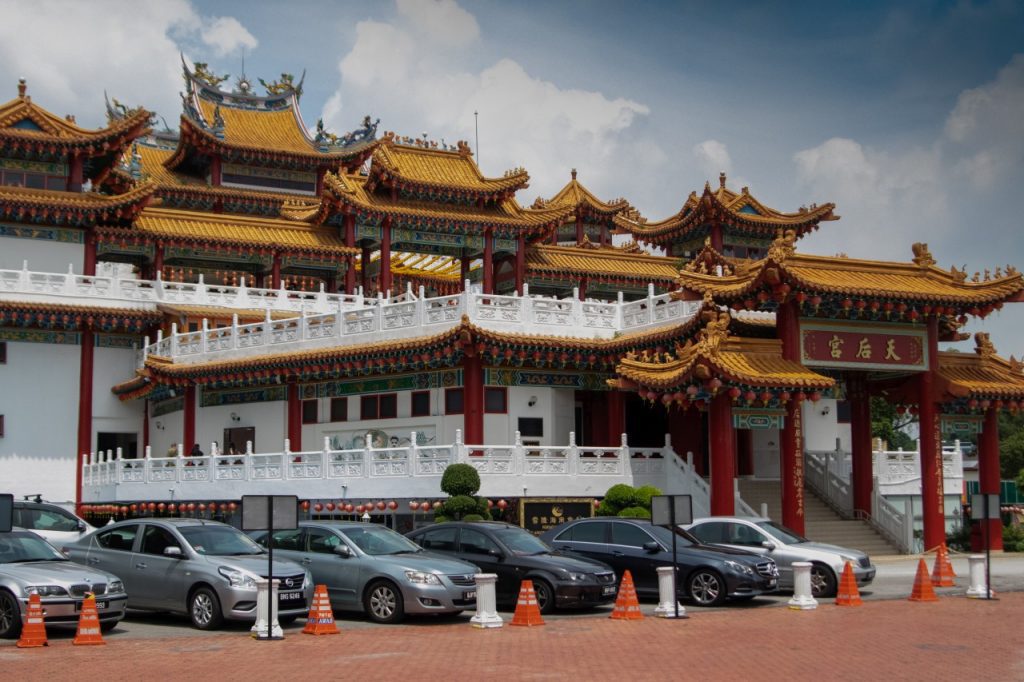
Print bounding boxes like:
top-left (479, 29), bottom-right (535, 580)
top-left (251, 521), bottom-right (479, 624)
top-left (62, 518), bottom-right (312, 630)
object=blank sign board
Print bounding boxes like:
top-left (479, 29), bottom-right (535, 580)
top-left (0, 494), bottom-right (12, 533)
top-left (971, 493), bottom-right (1001, 520)
top-left (650, 494), bottom-right (693, 527)
top-left (241, 495), bottom-right (298, 531)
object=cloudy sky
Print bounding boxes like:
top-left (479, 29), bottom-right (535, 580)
top-left (1, 0), bottom-right (1022, 354)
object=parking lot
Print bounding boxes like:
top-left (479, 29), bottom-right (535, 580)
top-left (2, 552), bottom-right (1022, 681)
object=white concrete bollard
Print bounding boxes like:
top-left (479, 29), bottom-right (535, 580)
top-left (470, 573), bottom-right (503, 628)
top-left (788, 562), bottom-right (818, 610)
top-left (966, 555), bottom-right (994, 598)
top-left (653, 566), bottom-right (687, 618)
top-left (251, 578), bottom-right (284, 639)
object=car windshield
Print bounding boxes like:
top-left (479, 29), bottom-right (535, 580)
top-left (647, 524), bottom-right (696, 548)
top-left (340, 526), bottom-right (421, 555)
top-left (756, 521), bottom-right (807, 544)
top-left (0, 533), bottom-right (67, 563)
top-left (179, 526), bottom-right (264, 556)
top-left (493, 527), bottom-right (551, 554)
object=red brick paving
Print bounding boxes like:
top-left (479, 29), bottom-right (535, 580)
top-left (3, 594), bottom-right (1022, 681)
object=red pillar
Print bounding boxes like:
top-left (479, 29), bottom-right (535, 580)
top-left (380, 217), bottom-right (392, 295)
top-left (977, 406), bottom-right (1003, 549)
top-left (463, 352), bottom-right (484, 445)
top-left (83, 230), bottom-right (96, 277)
top-left (210, 155), bottom-right (222, 186)
top-left (75, 329), bottom-right (94, 511)
top-left (709, 222), bottom-right (724, 253)
top-left (848, 372), bottom-right (873, 515)
top-left (344, 215), bottom-right (356, 294)
top-left (578, 276), bottom-right (588, 301)
top-left (482, 230), bottom-right (494, 294)
top-left (68, 153), bottom-right (83, 192)
top-left (183, 385), bottom-right (196, 455)
top-left (143, 399), bottom-right (150, 453)
top-left (361, 246), bottom-right (371, 294)
top-left (575, 210), bottom-right (584, 244)
top-left (152, 243), bottom-right (164, 281)
top-left (709, 392), bottom-right (736, 516)
top-left (676, 407), bottom-right (706, 475)
top-left (271, 253), bottom-right (282, 290)
top-left (288, 382), bottom-right (302, 452)
top-left (736, 429), bottom-right (753, 477)
top-left (781, 398), bottom-right (805, 534)
top-left (918, 316), bottom-right (945, 551)
top-left (515, 234), bottom-right (525, 295)
top-left (607, 390), bottom-right (625, 446)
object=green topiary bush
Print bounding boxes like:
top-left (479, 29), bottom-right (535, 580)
top-left (444, 494), bottom-right (480, 519)
top-left (1003, 523), bottom-right (1024, 552)
top-left (441, 463), bottom-right (481, 497)
top-left (603, 483), bottom-right (638, 514)
top-left (462, 513), bottom-right (485, 522)
top-left (475, 496), bottom-right (491, 517)
top-left (617, 506), bottom-right (652, 519)
top-left (634, 485), bottom-right (662, 508)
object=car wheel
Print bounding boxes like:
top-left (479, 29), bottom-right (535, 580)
top-left (532, 579), bottom-right (555, 614)
top-left (688, 569), bottom-right (726, 607)
top-left (0, 590), bottom-right (22, 639)
top-left (189, 586), bottom-right (224, 630)
top-left (364, 580), bottom-right (404, 624)
top-left (810, 563), bottom-right (837, 598)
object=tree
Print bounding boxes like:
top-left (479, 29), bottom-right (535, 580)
top-left (595, 483), bottom-right (661, 518)
top-left (999, 412), bottom-right (1024, 480)
top-left (437, 464), bottom-right (489, 521)
top-left (870, 397), bottom-right (915, 451)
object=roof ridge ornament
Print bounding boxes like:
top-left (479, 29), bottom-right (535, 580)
top-left (17, 77), bottom-right (26, 99)
top-left (767, 229), bottom-right (797, 262)
top-left (974, 332), bottom-right (997, 360)
top-left (1010, 355), bottom-right (1024, 375)
top-left (191, 62), bottom-right (230, 89)
top-left (696, 310), bottom-right (731, 358)
top-left (911, 242), bottom-right (936, 268)
top-left (259, 71), bottom-right (305, 100)
top-left (719, 171), bottom-right (726, 189)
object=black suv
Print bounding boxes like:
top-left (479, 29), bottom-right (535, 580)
top-left (406, 521), bottom-right (617, 613)
top-left (540, 517), bottom-right (778, 606)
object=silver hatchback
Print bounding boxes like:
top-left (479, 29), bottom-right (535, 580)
top-left (252, 522), bottom-right (479, 623)
top-left (0, 530), bottom-right (127, 638)
top-left (62, 518), bottom-right (313, 630)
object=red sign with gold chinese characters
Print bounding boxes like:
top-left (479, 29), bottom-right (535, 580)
top-left (800, 322), bottom-right (927, 371)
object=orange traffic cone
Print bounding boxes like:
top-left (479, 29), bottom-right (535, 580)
top-left (930, 543), bottom-right (956, 587)
top-left (834, 561), bottom-right (862, 606)
top-left (908, 559), bottom-right (939, 602)
top-left (17, 592), bottom-right (48, 648)
top-left (509, 580), bottom-right (545, 627)
top-left (609, 570), bottom-right (643, 620)
top-left (302, 584), bottom-right (339, 636)
top-left (72, 593), bottom-right (106, 645)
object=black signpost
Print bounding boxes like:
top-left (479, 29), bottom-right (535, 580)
top-left (650, 494), bottom-right (692, 619)
top-left (0, 494), bottom-right (12, 533)
top-left (241, 495), bottom-right (298, 639)
top-left (972, 493), bottom-right (1000, 601)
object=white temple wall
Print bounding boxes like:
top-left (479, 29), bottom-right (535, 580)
top-left (92, 346), bottom-right (143, 454)
top-left (148, 408), bottom-right (184, 458)
top-left (802, 398), bottom-right (850, 451)
top-left (0, 237), bottom-right (83, 273)
top-left (751, 429), bottom-right (781, 478)
top-left (0, 341), bottom-right (80, 501)
top-left (197, 400), bottom-right (283, 454)
top-left (550, 388), bottom-right (576, 445)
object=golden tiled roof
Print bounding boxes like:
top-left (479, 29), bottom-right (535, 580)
top-left (133, 207), bottom-right (355, 255)
top-left (0, 182), bottom-right (155, 210)
top-left (388, 253), bottom-right (461, 282)
top-left (540, 170), bottom-right (630, 216)
top-left (936, 333), bottom-right (1024, 399)
top-left (615, 174), bottom-right (836, 242)
top-left (373, 136), bottom-right (528, 195)
top-left (195, 98), bottom-right (317, 155)
top-left (325, 172), bottom-right (572, 230)
top-left (0, 87), bottom-right (151, 148)
top-left (678, 238), bottom-right (1024, 306)
top-left (526, 244), bottom-right (679, 282)
top-left (156, 304), bottom-right (300, 321)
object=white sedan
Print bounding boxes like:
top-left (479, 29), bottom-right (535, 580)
top-left (684, 516), bottom-right (875, 598)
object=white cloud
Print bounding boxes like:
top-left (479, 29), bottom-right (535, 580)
top-left (325, 1), bottom-right (652, 204)
top-left (693, 139), bottom-right (732, 181)
top-left (200, 16), bottom-right (258, 57)
top-left (0, 1), bottom-right (256, 127)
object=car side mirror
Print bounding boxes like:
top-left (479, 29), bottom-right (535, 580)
top-left (163, 546), bottom-right (183, 558)
top-left (334, 544), bottom-right (354, 558)
top-left (77, 521), bottom-right (88, 533)
top-left (642, 541), bottom-right (661, 554)
top-left (761, 541), bottom-right (776, 551)
top-left (488, 548), bottom-right (504, 560)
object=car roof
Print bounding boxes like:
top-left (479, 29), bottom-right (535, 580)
top-left (412, 521), bottom-right (518, 531)
top-left (300, 520), bottom-right (385, 530)
top-left (689, 516), bottom-right (769, 524)
top-left (108, 518), bottom-right (231, 528)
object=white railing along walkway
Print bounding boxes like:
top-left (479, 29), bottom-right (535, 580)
top-left (871, 479), bottom-right (917, 553)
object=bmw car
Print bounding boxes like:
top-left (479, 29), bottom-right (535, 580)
top-left (0, 530), bottom-right (127, 638)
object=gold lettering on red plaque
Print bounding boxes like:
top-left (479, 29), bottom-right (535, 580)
top-left (885, 338), bottom-right (901, 361)
top-left (856, 337), bottom-right (872, 359)
top-left (828, 335), bottom-right (844, 359)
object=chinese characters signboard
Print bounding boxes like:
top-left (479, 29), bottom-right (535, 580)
top-left (520, 498), bottom-right (594, 533)
top-left (800, 322), bottom-right (927, 371)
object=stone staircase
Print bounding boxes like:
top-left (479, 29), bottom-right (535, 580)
top-left (736, 479), bottom-right (902, 557)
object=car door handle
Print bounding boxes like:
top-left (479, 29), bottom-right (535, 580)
top-left (301, 558), bottom-right (312, 564)
top-left (611, 551), bottom-right (624, 557)
top-left (135, 562), bottom-right (147, 569)
top-left (88, 557), bottom-right (100, 564)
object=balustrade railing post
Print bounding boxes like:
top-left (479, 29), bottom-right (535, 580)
top-left (201, 318), bottom-right (209, 354)
top-left (63, 264), bottom-right (75, 295)
top-left (197, 274), bottom-right (208, 304)
top-left (455, 429), bottom-right (465, 463)
top-left (236, 275), bottom-right (248, 308)
top-left (177, 443), bottom-right (185, 483)
top-left (462, 280), bottom-right (471, 321)
top-left (620, 432), bottom-right (629, 460)
top-left (169, 322), bottom-right (179, 358)
top-left (615, 291), bottom-right (625, 329)
top-left (19, 260), bottom-right (29, 290)
top-left (417, 285), bottom-right (426, 327)
top-left (283, 438), bottom-right (291, 479)
top-left (260, 311), bottom-right (269, 348)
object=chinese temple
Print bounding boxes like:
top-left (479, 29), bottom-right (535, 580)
top-left (1, 60), bottom-right (1022, 552)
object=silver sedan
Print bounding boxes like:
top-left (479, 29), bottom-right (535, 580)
top-left (684, 516), bottom-right (876, 598)
top-left (0, 530), bottom-right (127, 638)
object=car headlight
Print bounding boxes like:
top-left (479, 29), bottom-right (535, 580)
top-left (26, 585), bottom-right (68, 597)
top-left (303, 571), bottom-right (312, 589)
top-left (838, 554), bottom-right (859, 565)
top-left (405, 570), bottom-right (442, 585)
top-left (108, 580), bottom-right (125, 594)
top-left (724, 560), bottom-right (754, 575)
top-left (564, 571), bottom-right (588, 582)
top-left (218, 566), bottom-right (260, 590)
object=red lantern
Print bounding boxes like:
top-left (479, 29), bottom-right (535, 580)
top-left (779, 391), bottom-right (791, 403)
top-left (120, 506), bottom-right (128, 515)
top-left (326, 502), bottom-right (335, 512)
top-left (129, 504), bottom-right (138, 513)
top-left (376, 501), bottom-right (386, 511)
top-left (157, 502), bottom-right (166, 512)
top-left (148, 502), bottom-right (156, 512)
top-left (356, 505), bottom-right (365, 513)
top-left (168, 503), bottom-right (177, 513)
top-left (593, 499), bottom-right (601, 508)
top-left (709, 378), bottom-right (722, 391)
top-left (744, 390), bottom-right (756, 403)
top-left (487, 499), bottom-right (494, 509)
top-left (895, 405), bottom-right (906, 416)
top-left (314, 503), bottom-right (323, 512)
top-left (409, 500), bottom-right (420, 510)
top-left (497, 499), bottom-right (508, 510)
top-left (433, 501), bottom-right (442, 510)
top-left (228, 502), bottom-right (238, 512)
top-left (387, 501), bottom-right (398, 510)
top-left (728, 387), bottom-right (741, 400)
top-left (198, 503), bottom-right (207, 512)
top-left (420, 502), bottom-right (432, 511)
top-left (760, 391), bottom-right (772, 404)
top-left (809, 392), bottom-right (821, 403)
top-left (301, 500), bottom-right (310, 511)
top-left (186, 503), bottom-right (196, 512)
top-left (345, 504), bottom-right (354, 513)
top-left (209, 502), bottom-right (218, 512)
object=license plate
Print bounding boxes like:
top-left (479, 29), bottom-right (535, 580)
top-left (75, 600), bottom-right (107, 611)
top-left (278, 591), bottom-right (303, 602)
top-left (463, 590), bottom-right (476, 601)
top-left (602, 585), bottom-right (617, 596)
